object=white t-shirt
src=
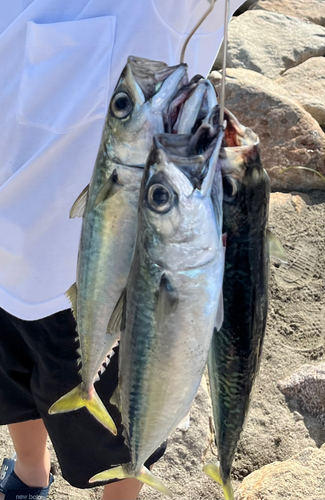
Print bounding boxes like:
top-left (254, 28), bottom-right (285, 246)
top-left (0, 0), bottom-right (244, 320)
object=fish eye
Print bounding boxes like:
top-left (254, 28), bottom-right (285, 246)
top-left (110, 92), bottom-right (133, 119)
top-left (223, 175), bottom-right (238, 202)
top-left (147, 183), bottom-right (173, 213)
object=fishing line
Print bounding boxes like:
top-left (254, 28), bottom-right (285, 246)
top-left (179, 0), bottom-right (230, 129)
top-left (219, 0), bottom-right (230, 128)
top-left (180, 0), bottom-right (217, 64)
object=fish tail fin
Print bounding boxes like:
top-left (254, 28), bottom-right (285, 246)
top-left (137, 466), bottom-right (172, 497)
top-left (48, 384), bottom-right (117, 435)
top-left (203, 462), bottom-right (234, 500)
top-left (90, 465), bottom-right (172, 497)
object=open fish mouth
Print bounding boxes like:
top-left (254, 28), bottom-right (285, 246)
top-left (115, 58), bottom-right (219, 165)
top-left (165, 76), bottom-right (218, 135)
top-left (154, 117), bottom-right (223, 192)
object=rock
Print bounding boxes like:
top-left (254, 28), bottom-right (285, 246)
top-left (278, 363), bottom-right (325, 426)
top-left (276, 57), bottom-right (325, 127)
top-left (235, 446), bottom-right (325, 500)
top-left (213, 11), bottom-right (325, 79)
top-left (251, 0), bottom-right (325, 28)
top-left (209, 68), bottom-right (325, 190)
top-left (270, 192), bottom-right (311, 215)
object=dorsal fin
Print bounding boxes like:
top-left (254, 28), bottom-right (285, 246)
top-left (70, 185), bottom-right (89, 218)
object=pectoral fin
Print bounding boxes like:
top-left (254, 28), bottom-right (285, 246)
top-left (94, 169), bottom-right (121, 209)
top-left (155, 274), bottom-right (178, 325)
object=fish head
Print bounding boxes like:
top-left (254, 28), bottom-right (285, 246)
top-left (217, 109), bottom-right (270, 237)
top-left (138, 126), bottom-right (224, 270)
top-left (106, 56), bottom-right (188, 166)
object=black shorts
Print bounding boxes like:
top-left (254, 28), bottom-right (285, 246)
top-left (0, 307), bottom-right (166, 489)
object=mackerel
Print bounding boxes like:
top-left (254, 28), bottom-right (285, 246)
top-left (90, 123), bottom-right (225, 494)
top-left (204, 109), bottom-right (270, 500)
top-left (49, 57), bottom-right (188, 433)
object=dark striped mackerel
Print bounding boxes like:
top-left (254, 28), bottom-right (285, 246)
top-left (205, 109), bottom-right (270, 500)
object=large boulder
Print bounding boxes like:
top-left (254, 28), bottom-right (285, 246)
top-left (251, 0), bottom-right (325, 27)
top-left (213, 11), bottom-right (325, 79)
top-left (236, 445), bottom-right (325, 500)
top-left (209, 68), bottom-right (325, 190)
top-left (276, 57), bottom-right (325, 127)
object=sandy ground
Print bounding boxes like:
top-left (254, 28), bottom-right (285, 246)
top-left (0, 189), bottom-right (324, 499)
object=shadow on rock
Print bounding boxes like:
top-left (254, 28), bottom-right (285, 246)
top-left (284, 396), bottom-right (325, 448)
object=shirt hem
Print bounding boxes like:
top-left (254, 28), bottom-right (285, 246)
top-left (0, 289), bottom-right (71, 321)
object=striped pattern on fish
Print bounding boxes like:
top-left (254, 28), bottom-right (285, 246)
top-left (90, 125), bottom-right (225, 494)
top-left (205, 109), bottom-right (270, 500)
top-left (48, 57), bottom-right (188, 433)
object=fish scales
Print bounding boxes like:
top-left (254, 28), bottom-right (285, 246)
top-left (77, 161), bottom-right (142, 387)
top-left (48, 57), bottom-right (188, 433)
top-left (90, 124), bottom-right (225, 494)
top-left (122, 249), bottom-right (221, 468)
top-left (205, 108), bottom-right (270, 500)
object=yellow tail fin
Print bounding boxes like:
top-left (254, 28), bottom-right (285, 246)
top-left (203, 462), bottom-right (234, 500)
top-left (89, 465), bottom-right (172, 497)
top-left (48, 384), bottom-right (117, 435)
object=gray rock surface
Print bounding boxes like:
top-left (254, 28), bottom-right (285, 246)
top-left (276, 57), bottom-right (325, 126)
top-left (209, 68), bottom-right (325, 190)
top-left (278, 363), bottom-right (325, 426)
top-left (236, 445), bottom-right (325, 500)
top-left (214, 11), bottom-right (325, 79)
top-left (251, 0), bottom-right (325, 27)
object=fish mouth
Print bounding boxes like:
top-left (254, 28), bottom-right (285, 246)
top-left (207, 106), bottom-right (259, 151)
top-left (152, 78), bottom-right (221, 188)
top-left (127, 55), bottom-right (188, 102)
top-left (164, 77), bottom-right (218, 135)
top-left (206, 106), bottom-right (261, 174)
top-left (154, 120), bottom-right (222, 191)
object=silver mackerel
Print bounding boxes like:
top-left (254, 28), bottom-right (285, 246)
top-left (49, 57), bottom-right (188, 433)
top-left (90, 124), bottom-right (225, 494)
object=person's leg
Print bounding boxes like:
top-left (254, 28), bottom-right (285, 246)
top-left (9, 419), bottom-right (51, 486)
top-left (101, 478), bottom-right (142, 500)
top-left (0, 419), bottom-right (51, 500)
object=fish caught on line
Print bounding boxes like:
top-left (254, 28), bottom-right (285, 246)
top-left (89, 120), bottom-right (225, 494)
top-left (204, 107), bottom-right (271, 500)
top-left (48, 56), bottom-right (188, 433)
